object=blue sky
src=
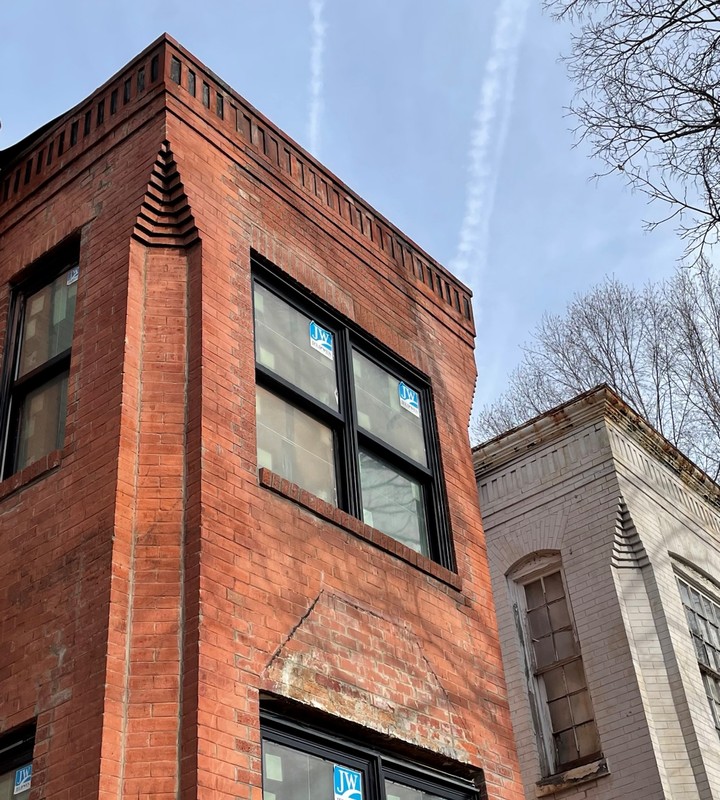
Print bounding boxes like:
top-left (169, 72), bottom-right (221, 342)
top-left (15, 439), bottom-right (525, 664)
top-left (0, 1), bottom-right (684, 415)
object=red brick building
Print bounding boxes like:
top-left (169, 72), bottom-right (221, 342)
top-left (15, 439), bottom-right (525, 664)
top-left (0, 36), bottom-right (521, 800)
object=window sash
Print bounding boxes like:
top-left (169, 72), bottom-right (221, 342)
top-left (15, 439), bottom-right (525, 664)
top-left (252, 266), bottom-right (451, 568)
top-left (513, 564), bottom-right (602, 775)
top-left (1, 260), bottom-right (78, 480)
top-left (678, 577), bottom-right (720, 738)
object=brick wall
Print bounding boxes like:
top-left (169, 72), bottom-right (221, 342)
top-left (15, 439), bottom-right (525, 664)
top-left (0, 36), bottom-right (522, 800)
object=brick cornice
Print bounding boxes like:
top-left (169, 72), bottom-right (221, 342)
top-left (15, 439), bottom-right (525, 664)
top-left (473, 384), bottom-right (720, 511)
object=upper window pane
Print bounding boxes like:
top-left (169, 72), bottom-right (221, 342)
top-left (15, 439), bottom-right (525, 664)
top-left (254, 283), bottom-right (338, 410)
top-left (256, 386), bottom-right (337, 505)
top-left (352, 351), bottom-right (426, 466)
top-left (386, 780), bottom-right (445, 800)
top-left (359, 450), bottom-right (428, 554)
top-left (18, 268), bottom-right (78, 378)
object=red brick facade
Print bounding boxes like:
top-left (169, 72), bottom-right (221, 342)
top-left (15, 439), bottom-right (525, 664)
top-left (0, 36), bottom-right (522, 800)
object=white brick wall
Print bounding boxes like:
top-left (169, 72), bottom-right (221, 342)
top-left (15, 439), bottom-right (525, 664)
top-left (476, 390), bottom-right (720, 800)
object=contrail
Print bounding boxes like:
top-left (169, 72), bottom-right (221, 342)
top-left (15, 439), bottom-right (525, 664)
top-left (452, 0), bottom-right (530, 283)
top-left (308, 0), bottom-right (326, 156)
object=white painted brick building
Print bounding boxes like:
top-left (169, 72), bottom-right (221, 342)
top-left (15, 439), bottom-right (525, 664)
top-left (474, 386), bottom-right (720, 799)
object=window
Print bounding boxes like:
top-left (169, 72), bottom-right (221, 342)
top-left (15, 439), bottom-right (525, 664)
top-left (0, 723), bottom-right (34, 800)
top-left (262, 712), bottom-right (479, 800)
top-left (677, 577), bottom-right (720, 738)
top-left (510, 556), bottom-right (602, 776)
top-left (0, 249), bottom-right (78, 479)
top-left (252, 260), bottom-right (452, 568)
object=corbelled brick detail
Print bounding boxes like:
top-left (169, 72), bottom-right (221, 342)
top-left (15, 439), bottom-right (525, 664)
top-left (611, 496), bottom-right (649, 569)
top-left (132, 141), bottom-right (198, 247)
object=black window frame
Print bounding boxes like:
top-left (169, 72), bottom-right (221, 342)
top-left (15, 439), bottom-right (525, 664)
top-left (261, 710), bottom-right (480, 800)
top-left (0, 241), bottom-right (79, 480)
top-left (0, 721), bottom-right (35, 797)
top-left (252, 255), bottom-right (454, 570)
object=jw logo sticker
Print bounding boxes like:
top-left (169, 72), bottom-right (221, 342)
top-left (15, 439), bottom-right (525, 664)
top-left (14, 764), bottom-right (32, 795)
top-left (333, 765), bottom-right (362, 800)
top-left (398, 382), bottom-right (420, 417)
top-left (309, 321), bottom-right (334, 361)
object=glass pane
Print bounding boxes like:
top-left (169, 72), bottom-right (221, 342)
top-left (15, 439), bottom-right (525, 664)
top-left (532, 636), bottom-right (555, 668)
top-left (703, 596), bottom-right (716, 624)
top-left (15, 372), bottom-right (69, 470)
top-left (555, 729), bottom-right (577, 767)
top-left (254, 284), bottom-right (338, 410)
top-left (709, 624), bottom-right (720, 648)
top-left (554, 630), bottom-right (578, 660)
top-left (576, 721), bottom-right (601, 757)
top-left (256, 386), bottom-right (337, 505)
top-left (0, 764), bottom-right (31, 800)
top-left (678, 581), bottom-right (690, 604)
top-left (385, 779), bottom-right (444, 800)
top-left (359, 450), bottom-right (427, 554)
top-left (385, 780), bottom-right (423, 800)
top-left (570, 690), bottom-right (595, 724)
top-left (548, 697), bottom-right (573, 732)
top-left (543, 572), bottom-right (565, 602)
top-left (543, 667), bottom-right (566, 701)
top-left (691, 588), bottom-right (704, 614)
top-left (548, 599), bottom-right (571, 631)
top-left (262, 740), bottom-right (335, 800)
top-left (18, 268), bottom-right (77, 377)
top-left (524, 580), bottom-right (544, 610)
top-left (352, 351), bottom-right (426, 466)
top-left (563, 660), bottom-right (587, 693)
top-left (705, 672), bottom-right (720, 703)
top-left (694, 636), bottom-right (709, 666)
top-left (527, 607), bottom-right (551, 638)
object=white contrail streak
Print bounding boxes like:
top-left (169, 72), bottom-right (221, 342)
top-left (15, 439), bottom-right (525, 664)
top-left (308, 0), bottom-right (326, 156)
top-left (453, 0), bottom-right (530, 282)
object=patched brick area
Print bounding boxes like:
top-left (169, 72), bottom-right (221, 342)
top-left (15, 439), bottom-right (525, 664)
top-left (0, 35), bottom-right (522, 800)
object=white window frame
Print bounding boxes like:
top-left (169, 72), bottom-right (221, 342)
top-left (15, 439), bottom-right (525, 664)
top-left (508, 553), bottom-right (603, 778)
top-left (675, 566), bottom-right (720, 740)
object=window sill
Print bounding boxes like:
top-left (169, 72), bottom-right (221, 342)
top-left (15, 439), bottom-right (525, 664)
top-left (535, 758), bottom-right (609, 797)
top-left (0, 449), bottom-right (63, 502)
top-left (258, 467), bottom-right (462, 591)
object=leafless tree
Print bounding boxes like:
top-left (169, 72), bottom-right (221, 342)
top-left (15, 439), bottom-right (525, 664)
top-left (474, 260), bottom-right (720, 479)
top-left (545, 0), bottom-right (720, 256)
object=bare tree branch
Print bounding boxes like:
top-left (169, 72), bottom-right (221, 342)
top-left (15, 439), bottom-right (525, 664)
top-left (544, 0), bottom-right (720, 258)
top-left (473, 261), bottom-right (720, 478)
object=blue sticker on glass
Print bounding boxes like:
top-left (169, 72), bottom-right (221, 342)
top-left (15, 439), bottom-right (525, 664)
top-left (334, 765), bottom-right (362, 800)
top-left (14, 764), bottom-right (32, 795)
top-left (398, 382), bottom-right (420, 417)
top-left (309, 321), bottom-right (334, 361)
top-left (66, 266), bottom-right (79, 286)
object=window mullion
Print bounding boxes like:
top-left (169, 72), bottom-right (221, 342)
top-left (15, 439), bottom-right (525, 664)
top-left (338, 329), bottom-right (362, 517)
